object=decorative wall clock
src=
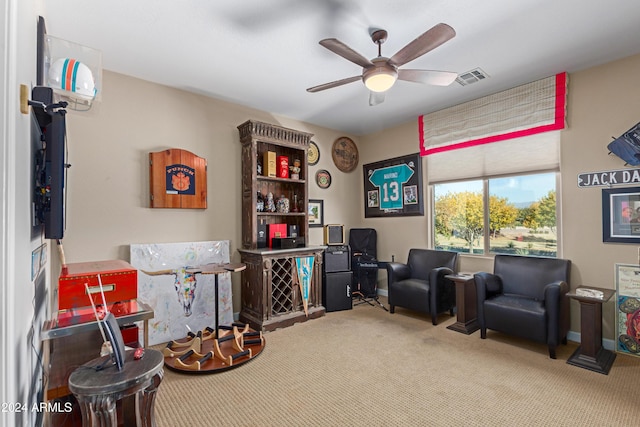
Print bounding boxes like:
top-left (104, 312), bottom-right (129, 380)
top-left (331, 136), bottom-right (358, 172)
top-left (315, 169), bottom-right (332, 189)
top-left (308, 141), bottom-right (320, 166)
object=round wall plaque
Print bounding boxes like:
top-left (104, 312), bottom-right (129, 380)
top-left (308, 141), bottom-right (320, 166)
top-left (315, 169), bottom-right (332, 189)
top-left (331, 137), bottom-right (359, 173)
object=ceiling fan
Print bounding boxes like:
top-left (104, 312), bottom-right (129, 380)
top-left (307, 23), bottom-right (458, 106)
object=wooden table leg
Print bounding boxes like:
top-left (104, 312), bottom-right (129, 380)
top-left (144, 319), bottom-right (149, 348)
top-left (78, 394), bottom-right (117, 427)
top-left (136, 371), bottom-right (164, 427)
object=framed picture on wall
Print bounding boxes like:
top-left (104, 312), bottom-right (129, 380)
top-left (363, 153), bottom-right (424, 218)
top-left (602, 187), bottom-right (640, 243)
top-left (308, 199), bottom-right (324, 228)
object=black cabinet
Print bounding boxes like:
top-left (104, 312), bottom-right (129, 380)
top-left (323, 271), bottom-right (352, 312)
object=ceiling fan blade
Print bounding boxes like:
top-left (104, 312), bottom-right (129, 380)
top-left (369, 91), bottom-right (385, 106)
top-left (398, 69), bottom-right (458, 86)
top-left (306, 75), bottom-right (361, 93)
top-left (319, 38), bottom-right (373, 68)
top-left (389, 23), bottom-right (456, 67)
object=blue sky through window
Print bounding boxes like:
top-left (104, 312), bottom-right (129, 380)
top-left (436, 173), bottom-right (555, 206)
top-left (490, 173), bottom-right (555, 205)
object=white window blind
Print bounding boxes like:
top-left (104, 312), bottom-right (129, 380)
top-left (426, 131), bottom-right (561, 183)
top-left (419, 72), bottom-right (567, 157)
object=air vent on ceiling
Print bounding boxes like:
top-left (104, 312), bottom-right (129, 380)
top-left (456, 68), bottom-right (489, 86)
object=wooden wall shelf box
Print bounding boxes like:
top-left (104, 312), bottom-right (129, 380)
top-left (149, 148), bottom-right (207, 209)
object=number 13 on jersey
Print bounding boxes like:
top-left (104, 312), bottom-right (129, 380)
top-left (368, 164), bottom-right (414, 210)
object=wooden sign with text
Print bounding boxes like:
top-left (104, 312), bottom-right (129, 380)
top-left (578, 168), bottom-right (640, 188)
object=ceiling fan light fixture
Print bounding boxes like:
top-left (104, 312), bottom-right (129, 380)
top-left (364, 72), bottom-right (397, 92)
top-left (363, 61), bottom-right (398, 92)
top-left (309, 24), bottom-right (456, 103)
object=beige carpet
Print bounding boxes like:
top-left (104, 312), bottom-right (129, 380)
top-left (155, 298), bottom-right (640, 427)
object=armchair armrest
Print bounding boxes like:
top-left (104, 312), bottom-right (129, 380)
top-left (474, 272), bottom-right (503, 301)
top-left (429, 266), bottom-right (455, 295)
top-left (543, 280), bottom-right (570, 346)
top-left (386, 262), bottom-right (411, 286)
top-left (543, 280), bottom-right (569, 303)
top-left (429, 266), bottom-right (455, 312)
top-left (474, 272), bottom-right (503, 334)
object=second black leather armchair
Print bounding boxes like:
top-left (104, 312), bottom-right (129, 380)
top-left (386, 249), bottom-right (458, 325)
top-left (474, 254), bottom-right (571, 359)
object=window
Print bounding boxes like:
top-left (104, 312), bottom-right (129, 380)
top-left (433, 172), bottom-right (557, 257)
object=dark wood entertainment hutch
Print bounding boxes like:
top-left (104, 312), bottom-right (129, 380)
top-left (237, 120), bottom-right (325, 331)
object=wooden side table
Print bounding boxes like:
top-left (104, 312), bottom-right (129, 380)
top-left (566, 286), bottom-right (616, 375)
top-left (69, 349), bottom-right (164, 426)
top-left (445, 274), bottom-right (479, 334)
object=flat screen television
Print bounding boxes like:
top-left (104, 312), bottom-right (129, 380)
top-left (43, 107), bottom-right (66, 239)
top-left (31, 86), bottom-right (67, 240)
top-left (31, 111), bottom-right (44, 238)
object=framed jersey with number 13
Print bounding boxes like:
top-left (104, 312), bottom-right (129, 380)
top-left (363, 153), bottom-right (424, 218)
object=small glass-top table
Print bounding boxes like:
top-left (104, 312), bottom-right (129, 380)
top-left (566, 286), bottom-right (616, 375)
top-left (445, 273), bottom-right (479, 334)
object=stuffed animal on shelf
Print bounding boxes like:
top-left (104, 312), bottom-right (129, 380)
top-left (289, 159), bottom-right (301, 180)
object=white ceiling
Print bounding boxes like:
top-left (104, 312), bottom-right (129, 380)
top-left (44, 0), bottom-right (640, 136)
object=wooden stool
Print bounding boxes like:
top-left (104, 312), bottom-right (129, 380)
top-left (68, 349), bottom-right (164, 427)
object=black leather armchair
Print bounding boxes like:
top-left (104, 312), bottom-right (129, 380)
top-left (474, 254), bottom-right (571, 359)
top-left (386, 249), bottom-right (458, 325)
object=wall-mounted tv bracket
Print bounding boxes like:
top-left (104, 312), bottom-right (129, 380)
top-left (29, 99), bottom-right (68, 129)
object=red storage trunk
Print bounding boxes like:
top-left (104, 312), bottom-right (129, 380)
top-left (58, 260), bottom-right (137, 311)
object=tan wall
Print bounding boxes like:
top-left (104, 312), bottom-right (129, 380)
top-left (561, 54), bottom-right (640, 337)
top-left (360, 53), bottom-right (640, 340)
top-left (63, 54), bottom-right (640, 340)
top-left (61, 71), bottom-right (361, 314)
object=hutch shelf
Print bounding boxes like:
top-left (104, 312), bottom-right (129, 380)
top-left (237, 120), bottom-right (325, 331)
